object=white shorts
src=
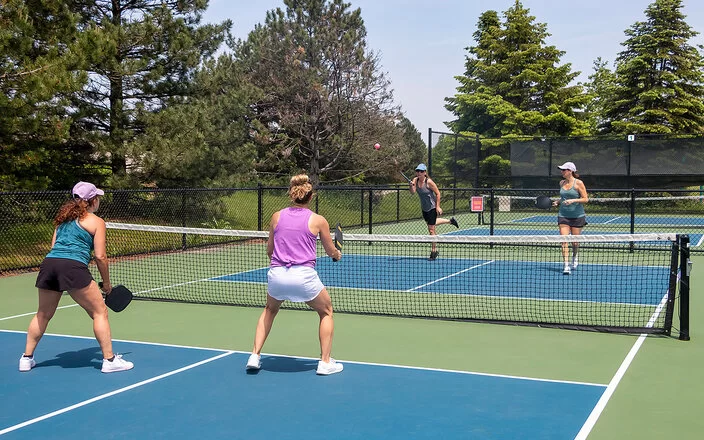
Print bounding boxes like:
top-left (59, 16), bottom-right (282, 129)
top-left (267, 266), bottom-right (325, 302)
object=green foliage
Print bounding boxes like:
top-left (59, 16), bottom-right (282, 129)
top-left (583, 58), bottom-right (618, 133)
top-left (69, 0), bottom-right (231, 187)
top-left (233, 0), bottom-right (403, 185)
top-left (124, 55), bottom-right (261, 188)
top-left (0, 0), bottom-right (95, 190)
top-left (604, 0), bottom-right (704, 134)
top-left (445, 1), bottom-right (589, 138)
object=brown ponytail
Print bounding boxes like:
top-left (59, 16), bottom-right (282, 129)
top-left (53, 197), bottom-right (90, 226)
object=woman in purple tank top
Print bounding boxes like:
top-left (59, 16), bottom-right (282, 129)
top-left (246, 174), bottom-right (344, 376)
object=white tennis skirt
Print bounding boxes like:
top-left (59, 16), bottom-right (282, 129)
top-left (267, 266), bottom-right (324, 302)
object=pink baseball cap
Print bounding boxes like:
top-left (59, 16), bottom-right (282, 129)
top-left (72, 181), bottom-right (104, 200)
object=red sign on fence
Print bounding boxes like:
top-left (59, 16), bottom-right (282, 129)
top-left (470, 196), bottom-right (484, 212)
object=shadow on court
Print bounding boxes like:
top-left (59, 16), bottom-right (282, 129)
top-left (246, 356), bottom-right (317, 374)
top-left (35, 346), bottom-right (105, 370)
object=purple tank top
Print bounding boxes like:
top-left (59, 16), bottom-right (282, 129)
top-left (270, 207), bottom-right (317, 268)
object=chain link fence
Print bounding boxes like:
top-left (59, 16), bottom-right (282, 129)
top-left (429, 131), bottom-right (704, 188)
top-left (2, 186), bottom-right (704, 274)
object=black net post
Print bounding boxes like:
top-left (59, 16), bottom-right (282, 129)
top-left (679, 235), bottom-right (691, 341)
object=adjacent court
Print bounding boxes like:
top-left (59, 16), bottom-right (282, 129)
top-left (219, 255), bottom-right (670, 304)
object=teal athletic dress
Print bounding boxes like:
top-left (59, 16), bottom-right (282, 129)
top-left (558, 180), bottom-right (587, 228)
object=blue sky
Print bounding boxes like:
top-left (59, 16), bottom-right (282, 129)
top-left (202, 0), bottom-right (704, 135)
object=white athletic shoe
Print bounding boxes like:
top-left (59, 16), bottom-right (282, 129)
top-left (316, 358), bottom-right (344, 375)
top-left (563, 265), bottom-right (571, 275)
top-left (19, 355), bottom-right (36, 372)
top-left (101, 354), bottom-right (134, 373)
top-left (571, 255), bottom-right (579, 269)
top-left (246, 353), bottom-right (261, 370)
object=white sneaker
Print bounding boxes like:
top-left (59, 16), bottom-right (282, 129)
top-left (19, 355), bottom-right (36, 372)
top-left (101, 354), bottom-right (134, 373)
top-left (563, 265), bottom-right (571, 275)
top-left (246, 353), bottom-right (261, 370)
top-left (316, 358), bottom-right (343, 375)
top-left (571, 256), bottom-right (579, 269)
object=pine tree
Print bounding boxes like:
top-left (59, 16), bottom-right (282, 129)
top-left (0, 0), bottom-right (92, 189)
top-left (584, 58), bottom-right (618, 133)
top-left (68, 0), bottom-right (230, 185)
top-left (446, 1), bottom-right (589, 138)
top-left (234, 0), bottom-right (398, 184)
top-left (606, 0), bottom-right (704, 134)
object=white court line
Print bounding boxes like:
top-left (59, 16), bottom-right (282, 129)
top-left (0, 350), bottom-right (234, 436)
top-left (407, 260), bottom-right (495, 291)
top-left (0, 329), bottom-right (606, 388)
top-left (573, 289), bottom-right (670, 440)
top-left (0, 304), bottom-right (78, 322)
top-left (601, 216), bottom-right (623, 224)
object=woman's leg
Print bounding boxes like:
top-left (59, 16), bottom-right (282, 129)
top-left (252, 294), bottom-right (284, 355)
top-left (428, 224), bottom-right (438, 253)
top-left (559, 224), bottom-right (572, 269)
top-left (570, 226), bottom-right (583, 267)
top-left (306, 288), bottom-right (335, 363)
top-left (68, 280), bottom-right (113, 359)
top-left (24, 289), bottom-right (62, 356)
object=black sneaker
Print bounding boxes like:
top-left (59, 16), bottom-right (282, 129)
top-left (450, 217), bottom-right (459, 228)
top-left (429, 251), bottom-right (439, 261)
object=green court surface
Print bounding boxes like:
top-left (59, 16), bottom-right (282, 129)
top-left (1, 255), bottom-right (702, 439)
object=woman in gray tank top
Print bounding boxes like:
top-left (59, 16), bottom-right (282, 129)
top-left (552, 162), bottom-right (589, 275)
top-left (409, 163), bottom-right (459, 260)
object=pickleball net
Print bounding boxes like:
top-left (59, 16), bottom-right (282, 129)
top-left (95, 222), bottom-right (690, 336)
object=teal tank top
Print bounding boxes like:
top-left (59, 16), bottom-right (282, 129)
top-left (558, 181), bottom-right (586, 219)
top-left (46, 220), bottom-right (94, 265)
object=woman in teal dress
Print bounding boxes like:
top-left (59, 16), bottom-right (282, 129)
top-left (552, 162), bottom-right (588, 275)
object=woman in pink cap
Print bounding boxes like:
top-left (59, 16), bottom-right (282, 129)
top-left (552, 162), bottom-right (588, 275)
top-left (19, 181), bottom-right (133, 373)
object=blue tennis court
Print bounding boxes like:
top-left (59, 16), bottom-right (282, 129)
top-left (215, 255), bottom-right (669, 305)
top-left (0, 330), bottom-right (606, 439)
top-left (500, 213), bottom-right (704, 227)
top-left (448, 227), bottom-right (704, 247)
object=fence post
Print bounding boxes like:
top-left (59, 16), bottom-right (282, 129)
top-left (360, 189), bottom-right (364, 227)
top-left (396, 186), bottom-right (400, 221)
top-left (427, 127), bottom-right (432, 175)
top-left (181, 189), bottom-right (187, 250)
top-left (257, 183), bottom-right (263, 231)
top-left (368, 188), bottom-right (373, 234)
top-left (489, 188), bottom-right (495, 236)
top-left (630, 189), bottom-right (636, 234)
top-left (475, 134), bottom-right (481, 188)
